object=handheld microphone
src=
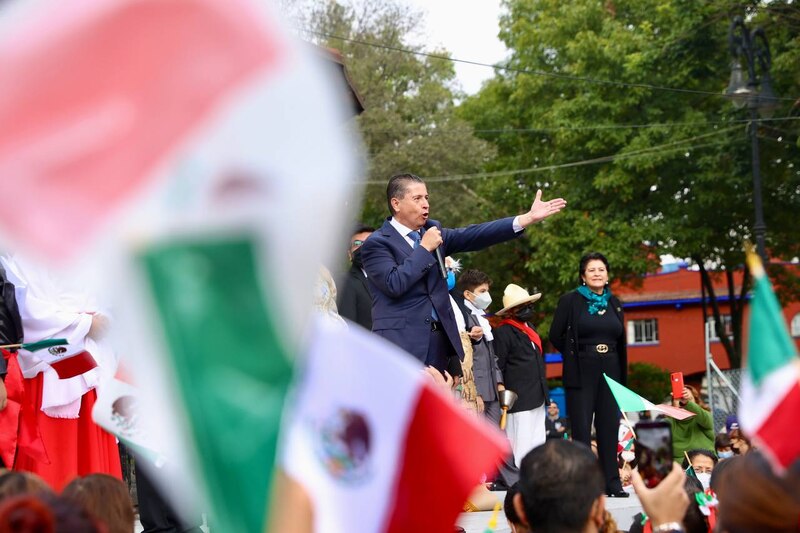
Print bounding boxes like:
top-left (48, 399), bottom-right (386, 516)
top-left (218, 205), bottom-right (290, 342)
top-left (424, 221), bottom-right (448, 280)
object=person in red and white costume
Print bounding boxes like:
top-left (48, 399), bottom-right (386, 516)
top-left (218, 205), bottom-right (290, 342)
top-left (1, 255), bottom-right (121, 490)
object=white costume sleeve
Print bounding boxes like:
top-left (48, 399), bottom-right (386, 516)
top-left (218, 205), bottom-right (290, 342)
top-left (0, 255), bottom-right (117, 418)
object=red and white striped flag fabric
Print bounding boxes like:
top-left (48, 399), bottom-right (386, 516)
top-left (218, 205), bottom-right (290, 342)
top-left (0, 0), bottom-right (363, 530)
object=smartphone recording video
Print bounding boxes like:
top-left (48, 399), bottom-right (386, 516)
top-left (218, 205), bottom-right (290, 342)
top-left (634, 420), bottom-right (673, 488)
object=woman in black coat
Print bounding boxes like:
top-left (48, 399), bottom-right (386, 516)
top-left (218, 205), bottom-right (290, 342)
top-left (549, 252), bottom-right (628, 497)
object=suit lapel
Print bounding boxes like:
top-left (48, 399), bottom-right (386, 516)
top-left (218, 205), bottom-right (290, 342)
top-left (381, 219), bottom-right (414, 257)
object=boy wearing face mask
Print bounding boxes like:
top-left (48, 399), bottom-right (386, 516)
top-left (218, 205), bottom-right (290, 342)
top-left (493, 284), bottom-right (549, 468)
top-left (453, 270), bottom-right (519, 487)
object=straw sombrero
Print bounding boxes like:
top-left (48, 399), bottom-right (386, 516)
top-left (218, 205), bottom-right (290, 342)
top-left (496, 284), bottom-right (542, 316)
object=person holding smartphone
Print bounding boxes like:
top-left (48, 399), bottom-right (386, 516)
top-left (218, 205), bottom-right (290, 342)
top-left (667, 384), bottom-right (715, 463)
top-left (549, 252), bottom-right (628, 497)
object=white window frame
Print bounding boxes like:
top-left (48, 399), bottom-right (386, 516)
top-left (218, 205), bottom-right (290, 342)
top-left (627, 318), bottom-right (659, 345)
top-left (791, 313), bottom-right (800, 337)
top-left (707, 314), bottom-right (733, 342)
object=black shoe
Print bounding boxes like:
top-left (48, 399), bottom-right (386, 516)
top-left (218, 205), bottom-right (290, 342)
top-left (487, 480), bottom-right (509, 492)
top-left (606, 490), bottom-right (630, 498)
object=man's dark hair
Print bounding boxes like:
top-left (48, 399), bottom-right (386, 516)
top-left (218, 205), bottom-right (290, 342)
top-left (714, 432), bottom-right (732, 450)
top-left (386, 173), bottom-right (424, 215)
top-left (503, 482), bottom-right (523, 529)
top-left (518, 440), bottom-right (604, 533)
top-left (578, 252), bottom-right (610, 284)
top-left (351, 224), bottom-right (375, 237)
top-left (455, 269), bottom-right (492, 294)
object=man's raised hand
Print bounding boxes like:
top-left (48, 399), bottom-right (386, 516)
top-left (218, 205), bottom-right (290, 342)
top-left (520, 189), bottom-right (567, 227)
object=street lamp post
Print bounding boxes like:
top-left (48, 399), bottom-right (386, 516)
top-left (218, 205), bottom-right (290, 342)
top-left (724, 16), bottom-right (778, 265)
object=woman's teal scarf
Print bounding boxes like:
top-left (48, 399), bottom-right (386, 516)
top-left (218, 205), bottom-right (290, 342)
top-left (577, 285), bottom-right (611, 315)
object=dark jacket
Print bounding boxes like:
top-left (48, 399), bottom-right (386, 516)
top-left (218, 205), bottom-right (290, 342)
top-left (549, 290), bottom-right (627, 388)
top-left (493, 323), bottom-right (548, 413)
top-left (0, 264), bottom-right (23, 376)
top-left (336, 264), bottom-right (373, 331)
top-left (545, 416), bottom-right (571, 440)
top-left (361, 217), bottom-right (519, 363)
top-left (451, 294), bottom-right (502, 402)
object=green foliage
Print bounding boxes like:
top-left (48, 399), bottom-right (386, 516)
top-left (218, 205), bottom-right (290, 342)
top-left (458, 0), bottom-right (800, 351)
top-left (291, 0), bottom-right (496, 230)
top-left (627, 362), bottom-right (671, 404)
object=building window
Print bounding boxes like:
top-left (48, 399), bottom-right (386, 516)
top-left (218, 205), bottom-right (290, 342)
top-left (792, 313), bottom-right (800, 337)
top-left (628, 319), bottom-right (659, 345)
top-left (707, 315), bottom-right (733, 342)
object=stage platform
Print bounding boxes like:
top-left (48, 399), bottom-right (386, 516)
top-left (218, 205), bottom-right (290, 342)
top-left (457, 490), bottom-right (642, 532)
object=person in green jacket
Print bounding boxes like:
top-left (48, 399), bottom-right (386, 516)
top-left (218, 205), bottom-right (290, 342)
top-left (668, 384), bottom-right (715, 463)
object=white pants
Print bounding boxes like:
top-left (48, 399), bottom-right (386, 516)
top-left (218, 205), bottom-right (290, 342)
top-left (505, 404), bottom-right (547, 467)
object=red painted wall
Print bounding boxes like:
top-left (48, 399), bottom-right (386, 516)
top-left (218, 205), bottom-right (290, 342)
top-left (624, 304), bottom-right (734, 376)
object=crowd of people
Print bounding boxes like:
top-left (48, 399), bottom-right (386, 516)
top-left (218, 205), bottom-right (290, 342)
top-left (0, 257), bottom-right (200, 532)
top-left (331, 173), bottom-right (799, 532)
top-left (0, 470), bottom-right (134, 532)
top-left (500, 438), bottom-right (800, 533)
top-left (0, 169), bottom-right (792, 533)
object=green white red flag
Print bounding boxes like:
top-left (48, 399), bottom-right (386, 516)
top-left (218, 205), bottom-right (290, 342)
top-left (739, 252), bottom-right (800, 471)
top-left (0, 0), bottom-right (516, 531)
top-left (0, 0), bottom-right (358, 531)
top-left (282, 319), bottom-right (510, 533)
top-left (603, 374), bottom-right (695, 420)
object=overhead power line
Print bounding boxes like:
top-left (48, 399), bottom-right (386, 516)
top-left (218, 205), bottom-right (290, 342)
top-left (361, 116), bottom-right (799, 138)
top-left (302, 28), bottom-right (799, 103)
top-left (470, 116), bottom-right (800, 134)
top-left (361, 126), bottom-right (738, 184)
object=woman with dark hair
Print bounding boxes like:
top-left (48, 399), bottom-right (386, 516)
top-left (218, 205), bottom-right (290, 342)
top-left (681, 448), bottom-right (718, 491)
top-left (628, 475), bottom-right (709, 533)
top-left (715, 451), bottom-right (800, 533)
top-left (549, 252), bottom-right (628, 497)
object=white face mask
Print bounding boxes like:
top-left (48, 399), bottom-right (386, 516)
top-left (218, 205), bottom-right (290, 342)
top-left (718, 450), bottom-right (734, 460)
top-left (696, 472), bottom-right (711, 491)
top-left (471, 291), bottom-right (492, 310)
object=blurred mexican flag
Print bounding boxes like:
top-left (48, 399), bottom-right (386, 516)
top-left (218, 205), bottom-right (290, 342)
top-left (0, 0), bottom-right (359, 530)
top-left (0, 1), bottom-right (510, 532)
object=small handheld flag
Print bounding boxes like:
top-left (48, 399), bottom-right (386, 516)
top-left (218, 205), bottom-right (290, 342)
top-left (0, 338), bottom-right (68, 352)
top-left (603, 374), bottom-right (696, 420)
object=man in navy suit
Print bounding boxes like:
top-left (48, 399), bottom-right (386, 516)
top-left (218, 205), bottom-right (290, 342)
top-left (360, 174), bottom-right (566, 372)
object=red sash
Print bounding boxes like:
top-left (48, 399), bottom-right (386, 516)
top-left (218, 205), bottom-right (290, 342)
top-left (498, 319), bottom-right (542, 353)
